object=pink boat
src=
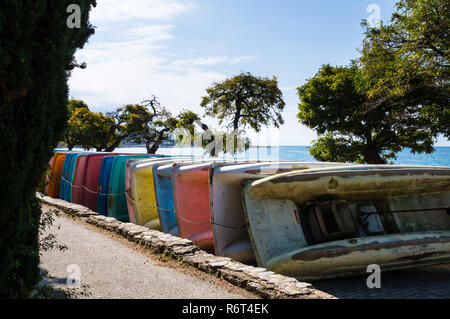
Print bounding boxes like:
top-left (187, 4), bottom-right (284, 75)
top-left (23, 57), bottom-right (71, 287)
top-left (71, 154), bottom-right (89, 205)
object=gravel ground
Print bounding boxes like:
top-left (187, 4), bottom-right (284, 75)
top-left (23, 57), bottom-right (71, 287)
top-left (39, 207), bottom-right (256, 299)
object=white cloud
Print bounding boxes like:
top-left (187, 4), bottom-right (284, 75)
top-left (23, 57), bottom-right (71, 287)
top-left (91, 0), bottom-right (191, 23)
top-left (168, 56), bottom-right (256, 68)
top-left (122, 24), bottom-right (175, 41)
top-left (69, 23), bottom-right (241, 116)
top-left (69, 0), bottom-right (271, 143)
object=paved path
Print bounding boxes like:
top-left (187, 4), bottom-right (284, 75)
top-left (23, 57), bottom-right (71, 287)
top-left (311, 263), bottom-right (450, 299)
top-left (40, 207), bottom-right (450, 299)
top-left (39, 207), bottom-right (253, 299)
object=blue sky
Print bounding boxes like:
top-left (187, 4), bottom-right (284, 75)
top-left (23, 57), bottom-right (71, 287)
top-left (69, 0), bottom-right (449, 146)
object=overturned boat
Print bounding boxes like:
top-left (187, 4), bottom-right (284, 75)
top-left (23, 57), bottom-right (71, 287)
top-left (172, 160), bottom-right (230, 253)
top-left (210, 161), bottom-right (352, 264)
top-left (45, 152), bottom-right (68, 198)
top-left (242, 165), bottom-right (450, 280)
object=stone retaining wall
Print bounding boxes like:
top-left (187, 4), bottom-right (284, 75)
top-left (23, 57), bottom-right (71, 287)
top-left (37, 193), bottom-right (335, 299)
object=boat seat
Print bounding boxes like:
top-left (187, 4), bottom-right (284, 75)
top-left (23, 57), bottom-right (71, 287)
top-left (308, 200), bottom-right (357, 243)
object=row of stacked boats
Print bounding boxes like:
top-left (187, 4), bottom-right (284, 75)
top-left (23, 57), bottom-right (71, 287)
top-left (43, 151), bottom-right (450, 280)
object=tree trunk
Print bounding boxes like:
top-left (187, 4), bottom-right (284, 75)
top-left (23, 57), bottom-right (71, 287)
top-left (148, 131), bottom-right (167, 154)
top-left (145, 138), bottom-right (152, 154)
top-left (233, 104), bottom-right (241, 132)
top-left (363, 148), bottom-right (386, 164)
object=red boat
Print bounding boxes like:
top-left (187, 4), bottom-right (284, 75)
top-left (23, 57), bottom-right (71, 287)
top-left (172, 162), bottom-right (217, 253)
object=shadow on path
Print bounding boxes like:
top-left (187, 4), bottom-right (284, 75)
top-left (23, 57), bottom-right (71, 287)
top-left (310, 264), bottom-right (450, 299)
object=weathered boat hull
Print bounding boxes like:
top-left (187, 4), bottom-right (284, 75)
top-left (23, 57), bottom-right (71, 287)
top-left (108, 155), bottom-right (161, 221)
top-left (242, 165), bottom-right (450, 279)
top-left (267, 231), bottom-right (450, 280)
top-left (210, 161), bottom-right (350, 264)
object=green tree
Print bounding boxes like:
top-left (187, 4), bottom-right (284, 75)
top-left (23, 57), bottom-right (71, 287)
top-left (360, 0), bottom-right (449, 137)
top-left (63, 99), bottom-right (89, 150)
top-left (69, 108), bottom-right (118, 151)
top-left (200, 72), bottom-right (284, 153)
top-left (201, 72), bottom-right (285, 131)
top-left (0, 0), bottom-right (96, 298)
top-left (298, 64), bottom-right (435, 164)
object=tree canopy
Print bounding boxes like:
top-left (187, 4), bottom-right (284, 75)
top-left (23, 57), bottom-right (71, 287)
top-left (298, 0), bottom-right (449, 164)
top-left (360, 0), bottom-right (449, 137)
top-left (200, 72), bottom-right (285, 132)
top-left (63, 98), bottom-right (90, 150)
top-left (298, 63), bottom-right (435, 164)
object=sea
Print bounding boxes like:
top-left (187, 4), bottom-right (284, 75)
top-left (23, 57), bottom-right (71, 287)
top-left (59, 145), bottom-right (450, 167)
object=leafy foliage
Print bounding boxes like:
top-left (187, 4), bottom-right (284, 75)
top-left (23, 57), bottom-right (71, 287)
top-left (360, 0), bottom-right (449, 137)
top-left (298, 0), bottom-right (448, 164)
top-left (298, 64), bottom-right (435, 164)
top-left (201, 72), bottom-right (285, 132)
top-left (200, 72), bottom-right (283, 153)
top-left (0, 0), bottom-right (96, 298)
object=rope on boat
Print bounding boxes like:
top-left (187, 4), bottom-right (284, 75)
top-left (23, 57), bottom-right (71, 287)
top-left (61, 176), bottom-right (125, 196)
top-left (124, 192), bottom-right (174, 212)
top-left (176, 213), bottom-right (212, 225)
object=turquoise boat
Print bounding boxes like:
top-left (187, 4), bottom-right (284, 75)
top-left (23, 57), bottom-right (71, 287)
top-left (242, 165), bottom-right (450, 280)
top-left (108, 155), bottom-right (163, 221)
top-left (96, 156), bottom-right (118, 215)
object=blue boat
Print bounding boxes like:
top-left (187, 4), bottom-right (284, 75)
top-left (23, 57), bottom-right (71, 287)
top-left (60, 152), bottom-right (92, 202)
top-left (154, 163), bottom-right (182, 236)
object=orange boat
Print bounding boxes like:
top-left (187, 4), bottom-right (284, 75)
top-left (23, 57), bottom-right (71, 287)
top-left (45, 152), bottom-right (68, 198)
